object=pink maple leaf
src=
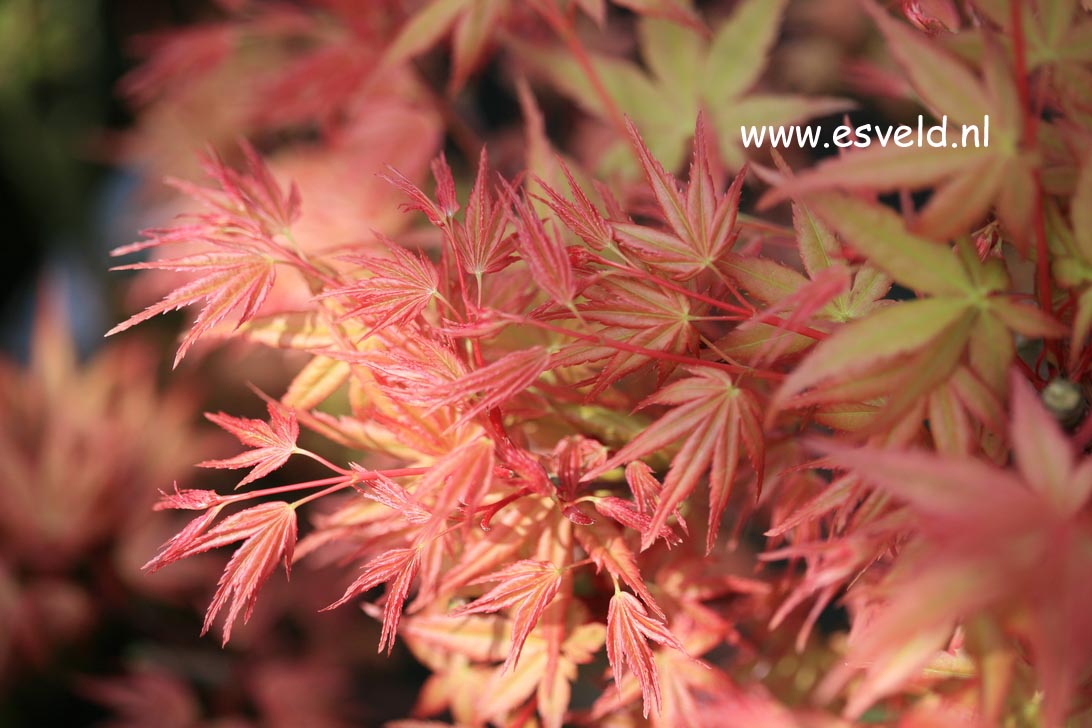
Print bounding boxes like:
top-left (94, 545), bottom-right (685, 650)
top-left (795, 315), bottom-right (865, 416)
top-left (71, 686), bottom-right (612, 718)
top-left (325, 546), bottom-right (423, 655)
top-left (605, 591), bottom-right (688, 718)
top-left (199, 401), bottom-right (300, 488)
top-left (822, 373), bottom-right (1092, 725)
top-left (451, 559), bottom-right (564, 672)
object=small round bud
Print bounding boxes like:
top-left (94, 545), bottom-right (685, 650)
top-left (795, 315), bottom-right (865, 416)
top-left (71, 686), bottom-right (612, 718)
top-left (1041, 378), bottom-right (1087, 430)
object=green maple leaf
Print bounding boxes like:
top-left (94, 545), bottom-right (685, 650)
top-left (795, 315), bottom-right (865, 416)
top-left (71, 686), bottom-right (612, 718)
top-left (974, 0), bottom-right (1092, 125)
top-left (772, 192), bottom-right (1066, 432)
top-left (513, 0), bottom-right (848, 172)
top-left (764, 1), bottom-right (1055, 248)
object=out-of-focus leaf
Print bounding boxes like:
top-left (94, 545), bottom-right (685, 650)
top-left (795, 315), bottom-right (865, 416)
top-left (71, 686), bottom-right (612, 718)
top-left (798, 192), bottom-right (972, 296)
top-left (283, 355), bottom-right (350, 410)
top-left (775, 298), bottom-right (972, 410)
top-left (703, 0), bottom-right (786, 99)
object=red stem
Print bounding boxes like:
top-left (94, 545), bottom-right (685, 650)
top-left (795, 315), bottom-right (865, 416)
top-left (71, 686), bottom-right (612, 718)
top-left (354, 466), bottom-right (431, 480)
top-left (298, 449), bottom-right (352, 476)
top-left (223, 475), bottom-right (353, 503)
top-left (588, 253), bottom-right (829, 341)
top-left (1010, 2), bottom-right (1036, 146)
top-left (1011, 1), bottom-right (1057, 366)
top-left (222, 466), bottom-right (431, 506)
top-left (508, 313), bottom-right (784, 381)
top-left (1012, 352), bottom-right (1045, 388)
top-left (292, 482), bottom-right (355, 508)
top-left (532, 0), bottom-right (629, 141)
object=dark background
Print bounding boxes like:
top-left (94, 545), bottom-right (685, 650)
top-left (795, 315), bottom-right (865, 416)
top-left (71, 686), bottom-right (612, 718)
top-left (0, 0), bottom-right (216, 358)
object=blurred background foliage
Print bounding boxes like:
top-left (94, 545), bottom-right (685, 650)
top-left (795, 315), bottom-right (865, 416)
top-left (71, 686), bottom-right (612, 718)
top-left (0, 4), bottom-right (423, 725)
top-left (0, 0), bottom-right (211, 357)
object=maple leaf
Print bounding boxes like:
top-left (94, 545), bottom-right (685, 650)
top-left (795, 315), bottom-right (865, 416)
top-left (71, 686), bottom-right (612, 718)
top-left (199, 401), bottom-right (300, 488)
top-left (380, 0), bottom-right (704, 93)
top-left (385, 149), bottom-right (521, 300)
top-left (325, 546), bottom-right (423, 654)
top-left (590, 648), bottom-right (739, 727)
top-left (515, 0), bottom-right (847, 171)
top-left (612, 114), bottom-right (746, 281)
top-left (143, 506), bottom-right (226, 574)
top-left (411, 437), bottom-right (496, 539)
top-left (972, 0), bottom-right (1092, 125)
top-left (153, 483), bottom-right (223, 511)
top-left (575, 518), bottom-right (667, 615)
top-left (623, 461), bottom-right (689, 535)
top-left (382, 0), bottom-right (511, 93)
top-left (555, 274), bottom-right (701, 396)
top-left (535, 155), bottom-right (616, 252)
top-left (451, 559), bottom-right (564, 672)
top-left (228, 310), bottom-right (338, 351)
top-left (327, 239), bottom-right (442, 337)
top-left (419, 346), bottom-right (552, 430)
top-left (534, 619), bottom-right (607, 728)
top-left (1051, 154), bottom-right (1092, 371)
top-left (81, 669), bottom-right (200, 728)
top-left (716, 229), bottom-right (852, 364)
top-left (354, 469), bottom-right (431, 525)
top-left (716, 161), bottom-right (878, 350)
top-left (763, 1), bottom-right (1038, 245)
top-left (605, 591), bottom-right (688, 718)
top-left (584, 368), bottom-right (764, 553)
top-left (592, 495), bottom-right (682, 548)
top-left (142, 501), bottom-right (298, 645)
top-left (202, 502), bottom-right (297, 645)
top-left (455, 149), bottom-right (518, 281)
top-left (435, 497), bottom-right (552, 598)
top-left (512, 193), bottom-right (579, 311)
top-left (142, 485), bottom-right (228, 573)
top-left (401, 612), bottom-right (516, 666)
top-left (401, 608), bottom-right (604, 728)
top-left (787, 195), bottom-right (891, 324)
top-left (819, 373), bottom-right (1092, 725)
top-left (475, 619), bottom-right (587, 728)
top-left (108, 254), bottom-right (277, 368)
top-left (281, 354), bottom-right (352, 411)
top-left (382, 153), bottom-right (459, 228)
top-left (106, 144), bottom-right (302, 367)
top-left (770, 192), bottom-right (1065, 427)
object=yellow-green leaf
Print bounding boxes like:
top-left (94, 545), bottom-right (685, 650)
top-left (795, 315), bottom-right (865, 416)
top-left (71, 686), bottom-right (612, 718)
top-left (703, 0), bottom-right (788, 99)
top-left (804, 192), bottom-right (972, 296)
top-left (775, 297), bottom-right (973, 407)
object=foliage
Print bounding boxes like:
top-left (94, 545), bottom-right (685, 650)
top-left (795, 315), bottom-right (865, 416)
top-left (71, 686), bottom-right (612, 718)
top-left (104, 0), bottom-right (1092, 725)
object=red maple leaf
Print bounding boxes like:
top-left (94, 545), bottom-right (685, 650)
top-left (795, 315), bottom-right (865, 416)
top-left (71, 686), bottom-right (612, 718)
top-left (584, 368), bottom-right (764, 552)
top-left (142, 501), bottom-right (298, 645)
top-left (325, 546), bottom-right (423, 655)
top-left (199, 401), bottom-right (300, 488)
top-left (328, 238), bottom-right (443, 337)
top-left (605, 591), bottom-right (688, 718)
top-left (451, 559), bottom-right (564, 672)
top-left (615, 113), bottom-right (746, 282)
top-left (106, 143), bottom-right (302, 367)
